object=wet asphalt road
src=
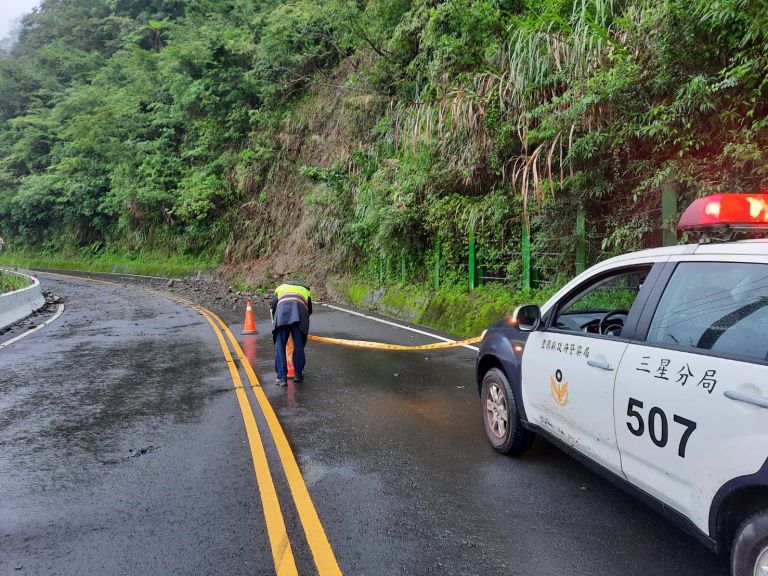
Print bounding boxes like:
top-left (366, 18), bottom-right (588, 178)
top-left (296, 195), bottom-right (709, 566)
top-left (1, 273), bottom-right (726, 575)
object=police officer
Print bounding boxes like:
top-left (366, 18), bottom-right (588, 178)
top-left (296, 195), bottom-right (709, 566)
top-left (271, 280), bottom-right (312, 386)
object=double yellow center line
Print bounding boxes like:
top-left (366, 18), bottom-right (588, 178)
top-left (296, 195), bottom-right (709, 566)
top-left (191, 303), bottom-right (342, 576)
top-left (38, 272), bottom-right (342, 575)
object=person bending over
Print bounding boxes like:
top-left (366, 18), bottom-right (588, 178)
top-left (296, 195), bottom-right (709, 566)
top-left (271, 281), bottom-right (312, 386)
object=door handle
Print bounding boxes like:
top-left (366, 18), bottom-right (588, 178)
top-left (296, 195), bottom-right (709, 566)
top-left (724, 390), bottom-right (768, 409)
top-left (587, 359), bottom-right (614, 371)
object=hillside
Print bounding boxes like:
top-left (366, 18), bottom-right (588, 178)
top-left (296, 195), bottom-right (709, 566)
top-left (1, 0), bottom-right (767, 293)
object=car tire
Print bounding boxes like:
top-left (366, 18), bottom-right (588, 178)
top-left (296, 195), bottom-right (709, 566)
top-left (731, 509), bottom-right (768, 576)
top-left (481, 367), bottom-right (534, 455)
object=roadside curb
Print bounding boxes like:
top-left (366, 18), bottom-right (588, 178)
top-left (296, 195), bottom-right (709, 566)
top-left (0, 268), bottom-right (46, 330)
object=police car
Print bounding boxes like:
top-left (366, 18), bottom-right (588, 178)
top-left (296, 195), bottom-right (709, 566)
top-left (476, 193), bottom-right (768, 576)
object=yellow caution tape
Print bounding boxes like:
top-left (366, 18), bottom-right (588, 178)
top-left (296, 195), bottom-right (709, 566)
top-left (307, 334), bottom-right (481, 351)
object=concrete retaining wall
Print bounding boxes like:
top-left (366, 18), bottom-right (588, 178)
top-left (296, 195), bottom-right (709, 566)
top-left (0, 269), bottom-right (45, 330)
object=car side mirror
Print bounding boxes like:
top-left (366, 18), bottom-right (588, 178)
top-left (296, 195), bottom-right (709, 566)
top-left (512, 304), bottom-right (541, 332)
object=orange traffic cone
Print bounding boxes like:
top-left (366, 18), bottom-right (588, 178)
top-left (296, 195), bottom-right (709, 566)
top-left (286, 334), bottom-right (295, 378)
top-left (241, 301), bottom-right (258, 335)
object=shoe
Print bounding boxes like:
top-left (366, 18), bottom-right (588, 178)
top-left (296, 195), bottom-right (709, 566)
top-left (293, 373), bottom-right (303, 383)
top-left (275, 378), bottom-right (287, 386)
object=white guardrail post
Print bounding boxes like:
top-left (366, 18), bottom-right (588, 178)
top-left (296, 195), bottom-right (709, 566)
top-left (0, 268), bottom-right (46, 330)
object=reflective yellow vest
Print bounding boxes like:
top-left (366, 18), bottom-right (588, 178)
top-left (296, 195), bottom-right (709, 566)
top-left (275, 283), bottom-right (311, 301)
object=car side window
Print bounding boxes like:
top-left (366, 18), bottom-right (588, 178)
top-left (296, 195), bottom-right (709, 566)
top-left (647, 262), bottom-right (768, 362)
top-left (553, 268), bottom-right (651, 337)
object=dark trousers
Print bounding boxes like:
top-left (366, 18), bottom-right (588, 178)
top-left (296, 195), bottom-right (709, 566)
top-left (274, 323), bottom-right (306, 379)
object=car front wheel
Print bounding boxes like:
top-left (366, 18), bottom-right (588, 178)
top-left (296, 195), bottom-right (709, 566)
top-left (732, 509), bottom-right (768, 576)
top-left (481, 367), bottom-right (534, 455)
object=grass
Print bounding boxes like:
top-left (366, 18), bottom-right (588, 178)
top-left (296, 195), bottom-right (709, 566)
top-left (331, 276), bottom-right (562, 337)
top-left (0, 270), bottom-right (31, 294)
top-left (0, 248), bottom-right (218, 278)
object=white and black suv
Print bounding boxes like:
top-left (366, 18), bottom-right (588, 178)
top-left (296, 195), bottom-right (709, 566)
top-left (476, 193), bottom-right (768, 576)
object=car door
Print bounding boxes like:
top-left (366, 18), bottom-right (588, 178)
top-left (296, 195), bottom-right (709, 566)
top-left (614, 260), bottom-right (768, 533)
top-left (522, 265), bottom-right (655, 475)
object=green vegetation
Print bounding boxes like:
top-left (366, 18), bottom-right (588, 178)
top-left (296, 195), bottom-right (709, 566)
top-left (0, 249), bottom-right (213, 277)
top-left (334, 278), bottom-right (558, 336)
top-left (1, 0), bottom-right (767, 323)
top-left (0, 270), bottom-right (30, 294)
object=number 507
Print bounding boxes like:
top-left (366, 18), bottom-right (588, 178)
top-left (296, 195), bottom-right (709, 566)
top-left (626, 398), bottom-right (697, 458)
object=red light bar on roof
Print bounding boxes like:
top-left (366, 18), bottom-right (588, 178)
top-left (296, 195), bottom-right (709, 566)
top-left (677, 193), bottom-right (768, 231)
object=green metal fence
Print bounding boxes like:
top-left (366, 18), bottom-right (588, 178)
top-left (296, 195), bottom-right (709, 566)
top-left (373, 188), bottom-right (680, 291)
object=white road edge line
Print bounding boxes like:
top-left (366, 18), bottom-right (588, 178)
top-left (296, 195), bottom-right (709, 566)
top-left (0, 303), bottom-right (65, 350)
top-left (16, 267), bottom-right (478, 352)
top-left (318, 302), bottom-right (479, 352)
top-left (96, 271), bottom-right (169, 280)
top-left (42, 269), bottom-right (169, 281)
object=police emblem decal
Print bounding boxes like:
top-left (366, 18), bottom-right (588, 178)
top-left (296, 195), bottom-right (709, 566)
top-left (550, 369), bottom-right (569, 406)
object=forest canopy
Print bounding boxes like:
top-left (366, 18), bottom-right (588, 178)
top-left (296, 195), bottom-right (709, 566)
top-left (1, 0), bottom-right (766, 285)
